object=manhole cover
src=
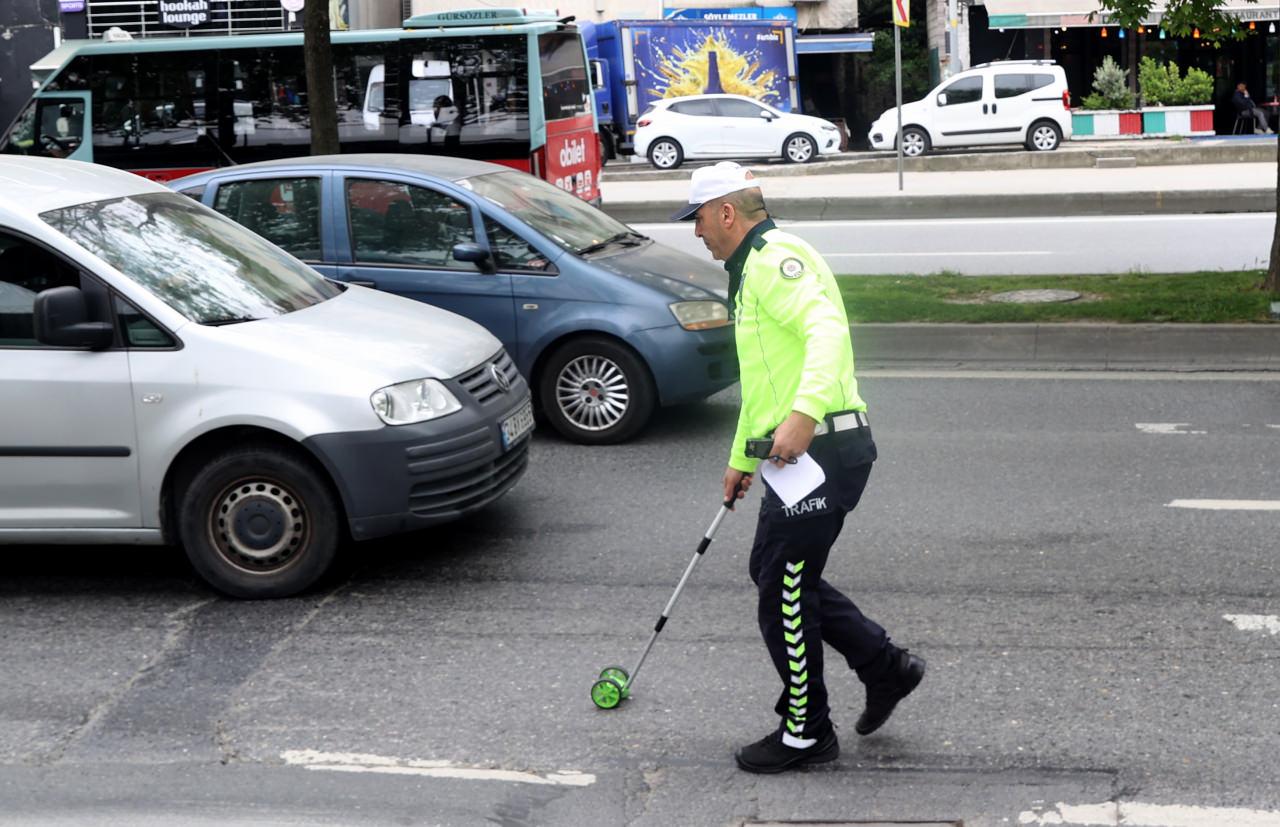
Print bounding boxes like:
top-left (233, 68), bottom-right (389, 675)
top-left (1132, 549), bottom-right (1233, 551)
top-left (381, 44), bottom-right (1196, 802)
top-left (988, 289), bottom-right (1082, 304)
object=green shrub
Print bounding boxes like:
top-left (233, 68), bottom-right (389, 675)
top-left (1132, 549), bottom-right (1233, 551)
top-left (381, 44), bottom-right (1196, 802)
top-left (1179, 67), bottom-right (1214, 105)
top-left (1085, 56), bottom-right (1136, 110)
top-left (1139, 57), bottom-right (1174, 106)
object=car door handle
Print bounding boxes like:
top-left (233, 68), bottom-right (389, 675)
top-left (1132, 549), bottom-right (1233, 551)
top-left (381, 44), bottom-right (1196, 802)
top-left (983, 103), bottom-right (989, 114)
top-left (348, 280), bottom-right (377, 288)
top-left (992, 103), bottom-right (998, 114)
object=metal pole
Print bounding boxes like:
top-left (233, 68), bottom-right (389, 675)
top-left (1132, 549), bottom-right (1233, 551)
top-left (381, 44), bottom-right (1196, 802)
top-left (895, 23), bottom-right (904, 192)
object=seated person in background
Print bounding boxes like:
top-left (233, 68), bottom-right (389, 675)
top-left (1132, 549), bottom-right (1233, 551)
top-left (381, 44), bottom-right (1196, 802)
top-left (1232, 83), bottom-right (1274, 134)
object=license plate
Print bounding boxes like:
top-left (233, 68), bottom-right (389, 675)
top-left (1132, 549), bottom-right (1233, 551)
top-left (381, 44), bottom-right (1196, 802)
top-left (501, 400), bottom-right (535, 450)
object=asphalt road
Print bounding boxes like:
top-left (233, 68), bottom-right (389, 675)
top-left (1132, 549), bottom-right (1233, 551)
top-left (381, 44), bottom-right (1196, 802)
top-left (633, 213), bottom-right (1275, 275)
top-left (3, 372), bottom-right (1279, 826)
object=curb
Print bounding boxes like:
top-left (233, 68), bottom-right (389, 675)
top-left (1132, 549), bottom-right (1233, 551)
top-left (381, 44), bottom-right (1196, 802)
top-left (602, 140), bottom-right (1278, 183)
top-left (851, 323), bottom-right (1280, 371)
top-left (603, 189), bottom-right (1278, 223)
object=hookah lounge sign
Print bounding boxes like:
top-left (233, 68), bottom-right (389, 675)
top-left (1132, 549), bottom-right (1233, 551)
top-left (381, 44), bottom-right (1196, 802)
top-left (158, 0), bottom-right (215, 28)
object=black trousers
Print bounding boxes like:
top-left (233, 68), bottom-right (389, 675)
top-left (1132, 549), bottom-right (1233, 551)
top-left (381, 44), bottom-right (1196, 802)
top-left (747, 427), bottom-right (888, 738)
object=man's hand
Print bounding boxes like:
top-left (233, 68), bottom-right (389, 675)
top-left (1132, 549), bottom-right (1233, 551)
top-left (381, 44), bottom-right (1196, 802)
top-left (767, 411), bottom-right (818, 468)
top-left (723, 467), bottom-right (753, 508)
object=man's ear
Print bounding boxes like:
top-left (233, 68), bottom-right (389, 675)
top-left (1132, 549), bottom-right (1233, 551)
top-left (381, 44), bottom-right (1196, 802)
top-left (721, 201), bottom-right (736, 227)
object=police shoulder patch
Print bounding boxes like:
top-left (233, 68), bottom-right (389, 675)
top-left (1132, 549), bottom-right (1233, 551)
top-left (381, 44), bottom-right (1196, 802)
top-left (779, 258), bottom-right (805, 279)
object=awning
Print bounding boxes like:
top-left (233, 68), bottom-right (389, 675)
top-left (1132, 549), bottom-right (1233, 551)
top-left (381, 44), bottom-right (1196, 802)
top-left (982, 0), bottom-right (1280, 28)
top-left (796, 33), bottom-right (874, 53)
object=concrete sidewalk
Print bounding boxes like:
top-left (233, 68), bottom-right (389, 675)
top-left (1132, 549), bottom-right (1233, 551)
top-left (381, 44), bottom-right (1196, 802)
top-left (601, 161), bottom-right (1278, 222)
top-left (852, 323), bottom-right (1280, 371)
top-left (603, 135), bottom-right (1278, 182)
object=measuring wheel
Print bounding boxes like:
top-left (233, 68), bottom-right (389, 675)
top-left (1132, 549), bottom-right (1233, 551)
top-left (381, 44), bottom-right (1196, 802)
top-left (591, 677), bottom-right (625, 709)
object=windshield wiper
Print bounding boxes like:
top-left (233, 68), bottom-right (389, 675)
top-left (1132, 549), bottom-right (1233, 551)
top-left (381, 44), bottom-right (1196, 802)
top-left (201, 316), bottom-right (263, 326)
top-left (575, 231), bottom-right (648, 257)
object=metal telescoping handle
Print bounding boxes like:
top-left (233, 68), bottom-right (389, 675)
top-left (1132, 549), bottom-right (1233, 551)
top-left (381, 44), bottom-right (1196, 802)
top-left (624, 499), bottom-right (736, 692)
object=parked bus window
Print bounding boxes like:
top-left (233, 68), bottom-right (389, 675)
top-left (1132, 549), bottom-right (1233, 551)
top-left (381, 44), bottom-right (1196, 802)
top-left (335, 43), bottom-right (398, 151)
top-left (220, 48), bottom-right (310, 160)
top-left (539, 32), bottom-right (591, 122)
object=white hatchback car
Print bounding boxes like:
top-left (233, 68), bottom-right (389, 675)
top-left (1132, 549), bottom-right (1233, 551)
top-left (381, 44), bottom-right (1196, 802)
top-left (634, 94), bottom-right (841, 169)
top-left (868, 60), bottom-right (1072, 156)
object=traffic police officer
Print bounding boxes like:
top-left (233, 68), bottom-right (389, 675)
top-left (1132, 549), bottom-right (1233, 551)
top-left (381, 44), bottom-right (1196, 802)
top-left (672, 162), bottom-right (925, 774)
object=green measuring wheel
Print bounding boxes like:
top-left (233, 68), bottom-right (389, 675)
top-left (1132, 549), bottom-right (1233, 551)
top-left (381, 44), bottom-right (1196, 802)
top-left (598, 666), bottom-right (630, 697)
top-left (591, 677), bottom-right (624, 709)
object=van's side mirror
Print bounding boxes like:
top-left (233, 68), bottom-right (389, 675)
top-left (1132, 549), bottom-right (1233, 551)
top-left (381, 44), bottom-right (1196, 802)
top-left (33, 286), bottom-right (114, 350)
top-left (453, 242), bottom-right (496, 274)
top-left (936, 92), bottom-right (948, 106)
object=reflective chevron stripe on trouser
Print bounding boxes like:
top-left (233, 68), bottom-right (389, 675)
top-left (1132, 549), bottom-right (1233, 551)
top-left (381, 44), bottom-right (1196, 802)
top-left (782, 559), bottom-right (807, 735)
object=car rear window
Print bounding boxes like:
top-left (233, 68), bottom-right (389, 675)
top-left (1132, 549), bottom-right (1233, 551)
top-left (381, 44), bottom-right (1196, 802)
top-left (669, 99), bottom-right (719, 116)
top-left (994, 73), bottom-right (1056, 99)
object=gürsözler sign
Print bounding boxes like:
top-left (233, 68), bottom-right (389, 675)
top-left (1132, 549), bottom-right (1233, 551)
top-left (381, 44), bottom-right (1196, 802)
top-left (160, 0), bottom-right (213, 28)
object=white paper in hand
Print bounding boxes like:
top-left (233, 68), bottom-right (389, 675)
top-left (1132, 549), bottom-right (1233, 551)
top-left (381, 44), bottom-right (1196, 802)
top-left (759, 452), bottom-right (825, 509)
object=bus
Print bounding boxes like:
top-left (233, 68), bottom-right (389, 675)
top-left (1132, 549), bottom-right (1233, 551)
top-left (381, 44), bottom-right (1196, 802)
top-left (0, 8), bottom-right (600, 202)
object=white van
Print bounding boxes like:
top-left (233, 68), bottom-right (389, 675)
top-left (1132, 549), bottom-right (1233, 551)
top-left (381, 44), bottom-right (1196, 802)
top-left (0, 158), bottom-right (533, 598)
top-left (868, 60), bottom-right (1072, 156)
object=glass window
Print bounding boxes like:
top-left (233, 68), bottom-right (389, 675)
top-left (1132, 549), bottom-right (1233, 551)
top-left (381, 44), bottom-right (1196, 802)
top-left (669, 98), bottom-right (719, 116)
top-left (717, 99), bottom-right (768, 118)
top-left (218, 47), bottom-right (310, 157)
top-left (538, 31), bottom-right (591, 121)
top-left (213, 178), bottom-right (323, 261)
top-left (484, 217), bottom-right (552, 272)
top-left (0, 233), bottom-right (85, 348)
top-left (333, 43), bottom-right (398, 149)
top-left (114, 295), bottom-right (174, 348)
top-left (346, 179), bottom-right (477, 269)
top-left (178, 185), bottom-right (206, 201)
top-left (939, 76), bottom-right (983, 106)
top-left (0, 98), bottom-right (84, 158)
top-left (402, 37), bottom-right (530, 157)
top-left (42, 192), bottom-right (341, 325)
top-left (995, 73), bottom-right (1055, 99)
top-left (89, 53), bottom-right (211, 159)
top-left (461, 171), bottom-right (633, 255)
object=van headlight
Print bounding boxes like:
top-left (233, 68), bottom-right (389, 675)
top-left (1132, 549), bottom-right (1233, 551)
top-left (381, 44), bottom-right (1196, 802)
top-left (670, 300), bottom-right (730, 330)
top-left (370, 378), bottom-right (462, 425)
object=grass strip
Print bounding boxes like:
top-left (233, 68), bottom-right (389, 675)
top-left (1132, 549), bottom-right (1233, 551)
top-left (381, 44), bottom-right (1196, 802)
top-left (838, 271), bottom-right (1274, 323)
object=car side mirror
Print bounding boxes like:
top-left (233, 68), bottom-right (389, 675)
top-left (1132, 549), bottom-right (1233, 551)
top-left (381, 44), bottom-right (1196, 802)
top-left (33, 285), bottom-right (114, 350)
top-left (453, 242), bottom-right (496, 274)
top-left (937, 93), bottom-right (948, 106)
top-left (759, 111), bottom-right (775, 120)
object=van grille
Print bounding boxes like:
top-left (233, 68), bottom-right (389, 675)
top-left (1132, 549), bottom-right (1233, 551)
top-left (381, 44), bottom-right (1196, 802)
top-left (457, 350), bottom-right (521, 406)
top-left (406, 424), bottom-right (529, 517)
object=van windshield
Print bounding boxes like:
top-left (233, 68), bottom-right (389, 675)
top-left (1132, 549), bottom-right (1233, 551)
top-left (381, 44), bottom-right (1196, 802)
top-left (41, 192), bottom-right (340, 324)
top-left (461, 171), bottom-right (635, 255)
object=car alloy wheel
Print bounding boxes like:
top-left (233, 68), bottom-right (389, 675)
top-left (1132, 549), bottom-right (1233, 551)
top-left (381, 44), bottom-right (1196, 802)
top-left (1031, 123), bottom-right (1060, 151)
top-left (902, 128), bottom-right (928, 157)
top-left (785, 134), bottom-right (816, 163)
top-left (650, 139), bottom-right (682, 169)
top-left (556, 354), bottom-right (631, 433)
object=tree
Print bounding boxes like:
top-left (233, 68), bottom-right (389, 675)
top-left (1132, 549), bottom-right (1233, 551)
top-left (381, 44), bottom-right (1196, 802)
top-left (303, 0), bottom-right (339, 155)
top-left (1097, 0), bottom-right (1277, 295)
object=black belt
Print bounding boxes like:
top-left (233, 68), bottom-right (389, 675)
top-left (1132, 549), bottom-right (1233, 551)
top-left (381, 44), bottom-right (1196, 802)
top-left (812, 409), bottom-right (869, 436)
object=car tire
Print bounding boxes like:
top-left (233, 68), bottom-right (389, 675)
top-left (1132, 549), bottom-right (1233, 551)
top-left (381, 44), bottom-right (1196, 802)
top-left (783, 133), bottom-right (817, 163)
top-left (177, 444), bottom-right (341, 599)
top-left (1026, 120), bottom-right (1062, 152)
top-left (901, 126), bottom-right (930, 157)
top-left (648, 138), bottom-right (683, 170)
top-left (538, 336), bottom-right (656, 445)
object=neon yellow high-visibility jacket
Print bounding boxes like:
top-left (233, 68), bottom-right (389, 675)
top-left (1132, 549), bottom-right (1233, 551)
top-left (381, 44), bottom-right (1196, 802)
top-left (724, 219), bottom-right (866, 474)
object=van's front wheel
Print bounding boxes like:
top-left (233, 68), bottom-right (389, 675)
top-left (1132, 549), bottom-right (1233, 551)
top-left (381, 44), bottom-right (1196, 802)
top-left (178, 446), bottom-right (341, 599)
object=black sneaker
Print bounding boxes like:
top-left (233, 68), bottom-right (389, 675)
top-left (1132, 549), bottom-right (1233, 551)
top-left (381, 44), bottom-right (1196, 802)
top-left (734, 725), bottom-right (839, 774)
top-left (855, 648), bottom-right (925, 736)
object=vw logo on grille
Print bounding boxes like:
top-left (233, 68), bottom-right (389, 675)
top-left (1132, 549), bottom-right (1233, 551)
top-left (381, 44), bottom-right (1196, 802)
top-left (490, 363), bottom-right (511, 393)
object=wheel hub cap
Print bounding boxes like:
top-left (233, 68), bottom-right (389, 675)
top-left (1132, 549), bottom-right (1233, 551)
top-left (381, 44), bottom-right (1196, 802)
top-left (557, 356), bottom-right (630, 432)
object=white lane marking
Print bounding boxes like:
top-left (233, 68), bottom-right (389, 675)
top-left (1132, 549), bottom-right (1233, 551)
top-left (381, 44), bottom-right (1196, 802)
top-left (1267, 424), bottom-right (1280, 430)
top-left (826, 251), bottom-right (1054, 258)
top-left (1135, 422), bottom-right (1207, 435)
top-left (1224, 614), bottom-right (1280, 635)
top-left (858, 370), bottom-right (1280, 382)
top-left (1019, 800), bottom-right (1280, 826)
top-left (1166, 499), bottom-right (1280, 511)
top-left (280, 750), bottom-right (595, 787)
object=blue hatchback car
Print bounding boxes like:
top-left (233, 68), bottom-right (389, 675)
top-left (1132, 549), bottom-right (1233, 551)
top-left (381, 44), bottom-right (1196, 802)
top-left (171, 156), bottom-right (737, 444)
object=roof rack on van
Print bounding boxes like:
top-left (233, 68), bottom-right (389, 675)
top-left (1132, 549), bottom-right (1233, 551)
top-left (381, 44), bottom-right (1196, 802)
top-left (970, 59), bottom-right (1058, 69)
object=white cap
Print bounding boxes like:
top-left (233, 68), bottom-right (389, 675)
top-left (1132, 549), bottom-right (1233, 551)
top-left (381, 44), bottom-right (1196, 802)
top-left (670, 162), bottom-right (760, 221)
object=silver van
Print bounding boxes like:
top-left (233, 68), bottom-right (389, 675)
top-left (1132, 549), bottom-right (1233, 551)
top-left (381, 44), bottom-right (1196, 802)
top-left (0, 158), bottom-right (533, 598)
